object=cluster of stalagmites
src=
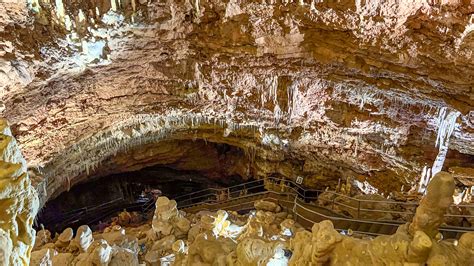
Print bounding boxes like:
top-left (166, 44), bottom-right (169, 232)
top-left (30, 172), bottom-right (474, 265)
top-left (30, 197), bottom-right (296, 265)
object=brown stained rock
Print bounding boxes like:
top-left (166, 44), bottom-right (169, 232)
top-left (449, 166), bottom-right (474, 186)
top-left (21, 172), bottom-right (474, 264)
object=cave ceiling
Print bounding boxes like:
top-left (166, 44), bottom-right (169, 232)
top-left (1, 0), bottom-right (473, 199)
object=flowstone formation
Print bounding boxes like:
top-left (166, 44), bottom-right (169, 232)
top-left (29, 172), bottom-right (473, 265)
top-left (0, 119), bottom-right (39, 265)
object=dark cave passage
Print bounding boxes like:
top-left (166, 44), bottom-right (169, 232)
top-left (36, 141), bottom-right (254, 234)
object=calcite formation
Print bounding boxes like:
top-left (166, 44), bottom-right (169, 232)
top-left (291, 172), bottom-right (473, 265)
top-left (0, 0), bottom-right (472, 203)
top-left (0, 119), bottom-right (39, 265)
top-left (31, 224), bottom-right (140, 266)
top-left (25, 172), bottom-right (473, 265)
top-left (0, 0), bottom-right (473, 263)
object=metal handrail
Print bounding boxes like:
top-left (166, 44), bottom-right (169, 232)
top-left (39, 197), bottom-right (125, 225)
top-left (180, 189), bottom-right (473, 238)
top-left (175, 183), bottom-right (474, 234)
top-left (286, 196), bottom-right (474, 234)
top-left (262, 177), bottom-right (474, 218)
top-left (174, 179), bottom-right (265, 201)
top-left (38, 176), bottom-right (474, 234)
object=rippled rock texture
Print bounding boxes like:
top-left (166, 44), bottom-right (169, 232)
top-left (0, 0), bottom-right (473, 201)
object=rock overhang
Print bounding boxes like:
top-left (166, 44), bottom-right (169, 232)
top-left (0, 0), bottom-right (473, 201)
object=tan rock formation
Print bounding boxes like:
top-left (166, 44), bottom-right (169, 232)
top-left (34, 229), bottom-right (52, 250)
top-left (409, 171), bottom-right (455, 238)
top-left (289, 172), bottom-right (473, 265)
top-left (254, 199), bottom-right (282, 213)
top-left (69, 225), bottom-right (93, 253)
top-left (149, 196), bottom-right (192, 242)
top-left (0, 119), bottom-right (39, 265)
top-left (55, 228), bottom-right (74, 249)
top-left (22, 171), bottom-right (474, 265)
top-left (30, 248), bottom-right (56, 266)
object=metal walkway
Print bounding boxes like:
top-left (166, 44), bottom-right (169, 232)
top-left (174, 177), bottom-right (474, 239)
top-left (37, 177), bottom-right (474, 239)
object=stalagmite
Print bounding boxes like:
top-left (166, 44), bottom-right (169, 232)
top-left (409, 171), bottom-right (455, 238)
top-left (69, 225), bottom-right (93, 253)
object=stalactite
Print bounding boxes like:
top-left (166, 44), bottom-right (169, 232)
top-left (110, 0), bottom-right (117, 12)
top-left (43, 112), bottom-right (264, 197)
top-left (431, 107), bottom-right (460, 174)
top-left (418, 107), bottom-right (460, 194)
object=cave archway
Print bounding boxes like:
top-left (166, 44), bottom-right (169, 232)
top-left (35, 140), bottom-right (260, 233)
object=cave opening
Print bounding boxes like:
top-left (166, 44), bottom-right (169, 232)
top-left (36, 140), bottom-right (255, 234)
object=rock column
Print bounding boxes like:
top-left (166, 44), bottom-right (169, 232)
top-left (0, 119), bottom-right (39, 265)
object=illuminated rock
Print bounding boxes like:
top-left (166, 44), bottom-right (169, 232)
top-left (289, 172), bottom-right (473, 265)
top-left (30, 248), bottom-right (56, 266)
top-left (0, 119), bottom-right (39, 265)
top-left (69, 225), bottom-right (93, 253)
top-left (51, 252), bottom-right (74, 265)
top-left (34, 229), bottom-right (52, 250)
top-left (109, 247), bottom-right (139, 266)
top-left (151, 197), bottom-right (178, 236)
top-left (409, 171), bottom-right (455, 238)
top-left (55, 228), bottom-right (74, 249)
top-left (235, 238), bottom-right (287, 265)
top-left (187, 232), bottom-right (236, 265)
top-left (254, 199), bottom-right (281, 213)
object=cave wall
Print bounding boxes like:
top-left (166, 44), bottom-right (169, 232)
top-left (0, 0), bottom-right (473, 201)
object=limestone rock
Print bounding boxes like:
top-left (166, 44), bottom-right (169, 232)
top-left (254, 200), bottom-right (281, 213)
top-left (187, 233), bottom-right (236, 265)
top-left (151, 197), bottom-right (179, 236)
top-left (30, 248), bottom-right (56, 266)
top-left (55, 228), bottom-right (74, 248)
top-left (69, 225), bottom-right (93, 253)
top-left (280, 219), bottom-right (296, 237)
top-left (109, 247), bottom-right (139, 266)
top-left (5, 0), bottom-right (474, 207)
top-left (0, 119), bottom-right (39, 265)
top-left (174, 216), bottom-right (191, 237)
top-left (34, 229), bottom-right (52, 250)
top-left (89, 240), bottom-right (112, 266)
top-left (51, 252), bottom-right (74, 265)
top-left (409, 172), bottom-right (455, 238)
top-left (289, 172), bottom-right (473, 265)
top-left (235, 238), bottom-right (286, 265)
